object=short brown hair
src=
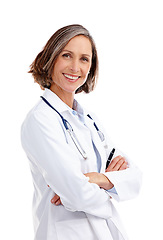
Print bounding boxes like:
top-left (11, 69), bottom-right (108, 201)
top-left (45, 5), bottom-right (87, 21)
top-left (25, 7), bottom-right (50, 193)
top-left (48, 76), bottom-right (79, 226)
top-left (29, 24), bottom-right (99, 94)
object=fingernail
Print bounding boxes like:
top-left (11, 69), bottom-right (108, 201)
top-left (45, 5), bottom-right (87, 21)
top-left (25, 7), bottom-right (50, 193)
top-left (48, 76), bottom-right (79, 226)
top-left (55, 200), bottom-right (60, 205)
top-left (51, 199), bottom-right (55, 203)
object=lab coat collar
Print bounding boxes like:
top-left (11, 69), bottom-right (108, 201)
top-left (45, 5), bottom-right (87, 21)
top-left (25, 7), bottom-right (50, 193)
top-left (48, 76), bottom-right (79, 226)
top-left (43, 88), bottom-right (73, 113)
top-left (42, 89), bottom-right (86, 121)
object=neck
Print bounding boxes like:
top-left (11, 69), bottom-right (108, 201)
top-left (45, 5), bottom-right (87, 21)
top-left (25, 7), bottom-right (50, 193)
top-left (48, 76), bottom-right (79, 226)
top-left (50, 84), bottom-right (75, 109)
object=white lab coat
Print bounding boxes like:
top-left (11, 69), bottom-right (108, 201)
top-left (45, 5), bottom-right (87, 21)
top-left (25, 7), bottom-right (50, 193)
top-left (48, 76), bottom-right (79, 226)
top-left (21, 89), bottom-right (142, 240)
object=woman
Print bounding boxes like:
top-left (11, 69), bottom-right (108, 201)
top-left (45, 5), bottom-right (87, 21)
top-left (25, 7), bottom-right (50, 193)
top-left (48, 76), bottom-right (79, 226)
top-left (21, 24), bottom-right (142, 240)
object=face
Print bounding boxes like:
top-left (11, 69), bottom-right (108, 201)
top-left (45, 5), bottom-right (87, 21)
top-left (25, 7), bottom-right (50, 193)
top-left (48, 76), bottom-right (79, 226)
top-left (51, 35), bottom-right (92, 98)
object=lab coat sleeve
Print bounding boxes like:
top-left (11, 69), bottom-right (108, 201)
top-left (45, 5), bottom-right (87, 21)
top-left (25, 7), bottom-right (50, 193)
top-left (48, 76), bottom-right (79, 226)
top-left (90, 113), bottom-right (142, 202)
top-left (21, 110), bottom-right (113, 219)
top-left (104, 153), bottom-right (142, 202)
top-left (103, 136), bottom-right (142, 202)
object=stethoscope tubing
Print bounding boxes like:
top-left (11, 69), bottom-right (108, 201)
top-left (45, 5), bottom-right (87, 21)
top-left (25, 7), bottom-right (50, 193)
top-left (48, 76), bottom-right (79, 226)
top-left (40, 96), bottom-right (104, 160)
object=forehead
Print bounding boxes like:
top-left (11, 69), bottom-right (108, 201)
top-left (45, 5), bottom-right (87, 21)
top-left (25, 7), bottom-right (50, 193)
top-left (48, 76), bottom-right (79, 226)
top-left (63, 35), bottom-right (92, 56)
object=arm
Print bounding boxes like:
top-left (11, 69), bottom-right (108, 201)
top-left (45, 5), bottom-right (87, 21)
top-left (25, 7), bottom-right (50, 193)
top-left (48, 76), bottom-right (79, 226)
top-left (51, 136), bottom-right (142, 204)
top-left (21, 111), bottom-right (113, 219)
top-left (52, 155), bottom-right (128, 205)
top-left (84, 155), bottom-right (128, 189)
top-left (84, 149), bottom-right (142, 202)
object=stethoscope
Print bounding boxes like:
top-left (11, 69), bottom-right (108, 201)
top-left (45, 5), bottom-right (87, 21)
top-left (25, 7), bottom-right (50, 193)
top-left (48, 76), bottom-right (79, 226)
top-left (41, 96), bottom-right (105, 160)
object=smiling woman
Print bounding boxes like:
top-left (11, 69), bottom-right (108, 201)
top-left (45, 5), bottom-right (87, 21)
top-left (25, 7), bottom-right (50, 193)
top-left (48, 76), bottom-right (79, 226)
top-left (22, 24), bottom-right (142, 240)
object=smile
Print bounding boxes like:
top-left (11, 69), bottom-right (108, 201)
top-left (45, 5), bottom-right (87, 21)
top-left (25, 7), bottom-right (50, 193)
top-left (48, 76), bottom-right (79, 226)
top-left (63, 73), bottom-right (80, 82)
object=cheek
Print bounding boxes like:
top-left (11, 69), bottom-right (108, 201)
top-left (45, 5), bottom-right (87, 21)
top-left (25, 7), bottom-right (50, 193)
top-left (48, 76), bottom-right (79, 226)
top-left (54, 62), bottom-right (64, 73)
top-left (52, 63), bottom-right (64, 81)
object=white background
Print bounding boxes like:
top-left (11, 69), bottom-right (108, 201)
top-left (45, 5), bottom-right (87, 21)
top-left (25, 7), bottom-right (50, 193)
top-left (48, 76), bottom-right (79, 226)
top-left (0, 0), bottom-right (163, 239)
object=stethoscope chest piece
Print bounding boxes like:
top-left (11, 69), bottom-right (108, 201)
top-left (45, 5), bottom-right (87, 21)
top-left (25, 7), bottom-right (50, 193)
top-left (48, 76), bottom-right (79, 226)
top-left (97, 130), bottom-right (105, 142)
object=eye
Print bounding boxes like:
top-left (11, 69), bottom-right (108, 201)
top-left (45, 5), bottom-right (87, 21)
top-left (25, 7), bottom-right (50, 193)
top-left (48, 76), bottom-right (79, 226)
top-left (81, 57), bottom-right (89, 62)
top-left (62, 53), bottom-right (71, 58)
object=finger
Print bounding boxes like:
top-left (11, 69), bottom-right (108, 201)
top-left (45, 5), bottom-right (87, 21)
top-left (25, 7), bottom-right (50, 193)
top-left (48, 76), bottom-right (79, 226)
top-left (55, 199), bottom-right (62, 206)
top-left (113, 158), bottom-right (126, 171)
top-left (51, 194), bottom-right (60, 204)
top-left (106, 155), bottom-right (123, 171)
top-left (119, 161), bottom-right (128, 170)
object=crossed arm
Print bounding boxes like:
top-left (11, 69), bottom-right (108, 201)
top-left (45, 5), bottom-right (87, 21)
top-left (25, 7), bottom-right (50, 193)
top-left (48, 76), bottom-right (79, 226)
top-left (51, 155), bottom-right (128, 206)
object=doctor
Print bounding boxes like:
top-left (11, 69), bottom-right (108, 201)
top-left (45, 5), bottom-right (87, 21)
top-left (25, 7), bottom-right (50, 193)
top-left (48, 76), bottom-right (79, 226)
top-left (21, 24), bottom-right (142, 240)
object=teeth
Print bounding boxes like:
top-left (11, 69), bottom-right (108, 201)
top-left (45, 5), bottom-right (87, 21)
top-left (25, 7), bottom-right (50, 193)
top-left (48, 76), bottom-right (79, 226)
top-left (64, 74), bottom-right (79, 80)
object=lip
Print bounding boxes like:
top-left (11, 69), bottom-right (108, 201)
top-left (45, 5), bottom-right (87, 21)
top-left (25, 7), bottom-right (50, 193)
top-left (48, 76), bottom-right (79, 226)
top-left (63, 73), bottom-right (80, 82)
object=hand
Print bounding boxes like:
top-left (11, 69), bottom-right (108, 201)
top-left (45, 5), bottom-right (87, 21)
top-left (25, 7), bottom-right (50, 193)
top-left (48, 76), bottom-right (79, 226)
top-left (106, 155), bottom-right (128, 172)
top-left (84, 172), bottom-right (114, 190)
top-left (51, 194), bottom-right (62, 206)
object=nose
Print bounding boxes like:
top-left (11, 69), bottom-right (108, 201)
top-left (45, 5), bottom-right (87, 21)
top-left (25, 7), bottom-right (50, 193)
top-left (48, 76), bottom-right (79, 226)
top-left (70, 59), bottom-right (80, 73)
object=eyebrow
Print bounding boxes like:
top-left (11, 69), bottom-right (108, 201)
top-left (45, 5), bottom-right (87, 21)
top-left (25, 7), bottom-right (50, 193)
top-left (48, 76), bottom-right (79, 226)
top-left (62, 49), bottom-right (91, 58)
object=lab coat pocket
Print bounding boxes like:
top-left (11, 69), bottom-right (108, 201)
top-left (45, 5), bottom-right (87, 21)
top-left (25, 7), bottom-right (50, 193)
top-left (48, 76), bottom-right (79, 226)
top-left (55, 218), bottom-right (98, 240)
